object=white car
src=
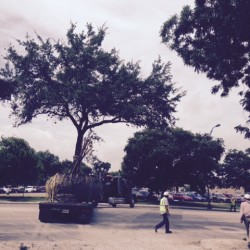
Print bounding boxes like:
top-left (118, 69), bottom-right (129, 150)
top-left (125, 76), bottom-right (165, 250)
top-left (3, 186), bottom-right (12, 194)
top-left (25, 186), bottom-right (36, 193)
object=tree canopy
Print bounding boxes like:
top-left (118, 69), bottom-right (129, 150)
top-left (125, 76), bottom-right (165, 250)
top-left (0, 23), bottom-right (184, 170)
top-left (0, 136), bottom-right (38, 186)
top-left (122, 128), bottom-right (224, 193)
top-left (92, 158), bottom-right (111, 178)
top-left (0, 79), bottom-right (16, 101)
top-left (0, 136), bottom-right (103, 186)
top-left (36, 150), bottom-right (62, 184)
top-left (160, 0), bottom-right (250, 138)
top-left (220, 148), bottom-right (250, 191)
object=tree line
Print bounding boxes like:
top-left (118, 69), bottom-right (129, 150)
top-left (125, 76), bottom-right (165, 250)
top-left (0, 136), bottom-right (111, 187)
top-left (1, 130), bottom-right (250, 195)
top-left (121, 128), bottom-right (250, 194)
top-left (1, 1), bottom-right (250, 192)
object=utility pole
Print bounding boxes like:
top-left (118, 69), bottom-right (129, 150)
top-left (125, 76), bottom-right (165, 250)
top-left (206, 124), bottom-right (221, 210)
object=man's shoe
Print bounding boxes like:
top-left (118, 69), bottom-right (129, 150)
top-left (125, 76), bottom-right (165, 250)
top-left (154, 227), bottom-right (157, 233)
top-left (166, 231), bottom-right (172, 234)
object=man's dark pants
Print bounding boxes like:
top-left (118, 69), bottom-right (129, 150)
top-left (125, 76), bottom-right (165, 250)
top-left (155, 213), bottom-right (169, 233)
top-left (243, 217), bottom-right (250, 238)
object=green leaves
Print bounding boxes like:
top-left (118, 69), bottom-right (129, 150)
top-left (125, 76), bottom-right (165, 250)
top-left (221, 149), bottom-right (250, 190)
top-left (0, 137), bottom-right (38, 186)
top-left (0, 23), bottom-right (183, 163)
top-left (122, 128), bottom-right (225, 192)
top-left (160, 0), bottom-right (250, 137)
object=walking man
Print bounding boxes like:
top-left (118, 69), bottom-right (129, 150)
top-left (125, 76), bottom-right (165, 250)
top-left (240, 193), bottom-right (250, 248)
top-left (230, 196), bottom-right (236, 212)
top-left (155, 191), bottom-right (172, 234)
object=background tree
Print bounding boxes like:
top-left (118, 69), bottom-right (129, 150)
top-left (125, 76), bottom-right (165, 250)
top-left (92, 158), bottom-right (111, 178)
top-left (220, 149), bottom-right (250, 192)
top-left (0, 23), bottom-right (184, 171)
top-left (0, 136), bottom-right (37, 186)
top-left (122, 129), bottom-right (173, 191)
top-left (36, 150), bottom-right (62, 184)
top-left (160, 0), bottom-right (250, 138)
top-left (188, 133), bottom-right (224, 194)
top-left (122, 128), bottom-right (224, 193)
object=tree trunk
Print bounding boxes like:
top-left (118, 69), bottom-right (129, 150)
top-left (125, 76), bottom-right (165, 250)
top-left (73, 130), bottom-right (85, 172)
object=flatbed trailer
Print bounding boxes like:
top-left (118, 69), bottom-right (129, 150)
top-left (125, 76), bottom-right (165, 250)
top-left (39, 202), bottom-right (93, 224)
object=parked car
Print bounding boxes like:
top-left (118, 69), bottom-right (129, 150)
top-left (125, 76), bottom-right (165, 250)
top-left (203, 192), bottom-right (213, 201)
top-left (212, 193), bottom-right (230, 203)
top-left (12, 186), bottom-right (25, 193)
top-left (172, 192), bottom-right (193, 201)
top-left (36, 186), bottom-right (46, 193)
top-left (25, 186), bottom-right (37, 193)
top-left (3, 186), bottom-right (12, 194)
top-left (223, 193), bottom-right (233, 199)
top-left (167, 192), bottom-right (174, 202)
top-left (132, 188), bottom-right (150, 201)
top-left (0, 187), bottom-right (6, 194)
top-left (234, 194), bottom-right (244, 203)
top-left (187, 192), bottom-right (207, 202)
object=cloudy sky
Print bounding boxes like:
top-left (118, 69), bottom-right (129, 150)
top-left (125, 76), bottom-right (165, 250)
top-left (0, 0), bottom-right (249, 171)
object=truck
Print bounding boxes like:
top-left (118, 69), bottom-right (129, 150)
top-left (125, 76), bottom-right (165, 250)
top-left (102, 175), bottom-right (135, 208)
top-left (39, 172), bottom-right (135, 224)
top-left (39, 173), bottom-right (102, 224)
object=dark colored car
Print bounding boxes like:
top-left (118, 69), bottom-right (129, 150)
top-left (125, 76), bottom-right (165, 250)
top-left (12, 186), bottom-right (25, 193)
top-left (37, 186), bottom-right (46, 193)
top-left (223, 193), bottom-right (233, 199)
top-left (187, 192), bottom-right (207, 202)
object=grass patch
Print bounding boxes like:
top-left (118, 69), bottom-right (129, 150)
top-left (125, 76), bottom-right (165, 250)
top-left (0, 195), bottom-right (45, 202)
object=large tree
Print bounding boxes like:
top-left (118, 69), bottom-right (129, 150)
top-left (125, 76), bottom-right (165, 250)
top-left (160, 0), bottom-right (250, 138)
top-left (0, 136), bottom-right (38, 186)
top-left (220, 148), bottom-right (250, 192)
top-left (122, 128), bottom-right (224, 193)
top-left (0, 23), bottom-right (184, 172)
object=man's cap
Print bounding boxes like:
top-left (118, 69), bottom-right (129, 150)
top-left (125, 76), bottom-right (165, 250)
top-left (163, 191), bottom-right (169, 196)
top-left (244, 194), bottom-right (250, 200)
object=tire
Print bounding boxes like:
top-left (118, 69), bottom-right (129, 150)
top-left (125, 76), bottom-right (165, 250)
top-left (112, 203), bottom-right (117, 208)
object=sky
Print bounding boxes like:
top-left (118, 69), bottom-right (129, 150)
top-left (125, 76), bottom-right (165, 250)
top-left (0, 0), bottom-right (249, 171)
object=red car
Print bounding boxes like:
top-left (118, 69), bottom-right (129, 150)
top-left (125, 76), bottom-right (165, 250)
top-left (172, 193), bottom-right (193, 201)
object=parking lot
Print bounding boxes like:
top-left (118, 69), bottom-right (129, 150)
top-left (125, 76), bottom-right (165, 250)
top-left (0, 202), bottom-right (248, 249)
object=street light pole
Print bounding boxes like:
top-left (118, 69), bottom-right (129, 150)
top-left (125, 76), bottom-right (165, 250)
top-left (206, 124), bottom-right (221, 210)
top-left (209, 124), bottom-right (221, 136)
